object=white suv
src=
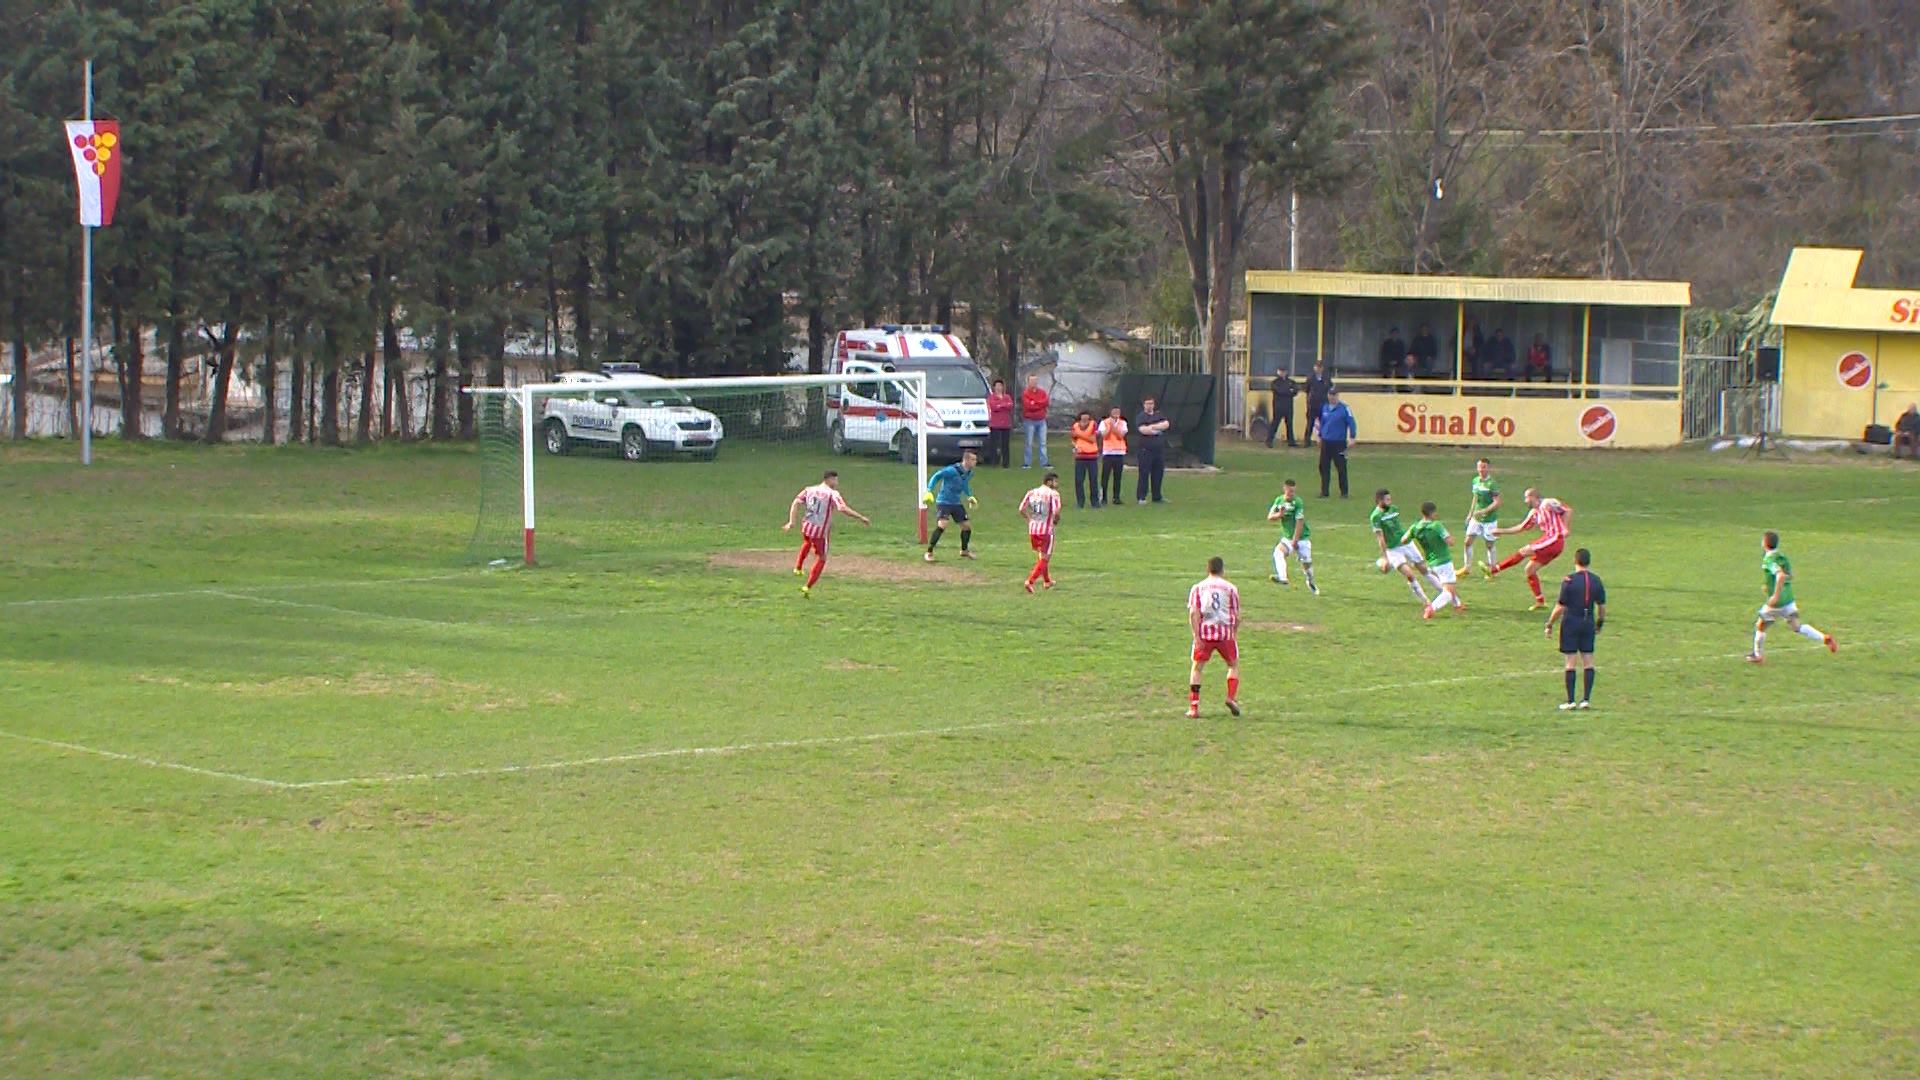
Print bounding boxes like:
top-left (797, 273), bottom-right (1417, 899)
top-left (540, 371), bottom-right (724, 461)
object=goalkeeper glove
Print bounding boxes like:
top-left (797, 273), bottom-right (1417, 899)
top-left (922, 491), bottom-right (936, 506)
top-left (966, 496), bottom-right (978, 509)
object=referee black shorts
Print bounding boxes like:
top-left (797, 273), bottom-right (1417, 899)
top-left (1559, 617), bottom-right (1596, 655)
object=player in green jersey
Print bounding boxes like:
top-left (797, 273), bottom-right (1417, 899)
top-left (1459, 457), bottom-right (1502, 573)
top-left (1265, 479), bottom-right (1319, 594)
top-left (1746, 530), bottom-right (1837, 663)
top-left (1403, 502), bottom-right (1466, 620)
top-left (1369, 488), bottom-right (1436, 605)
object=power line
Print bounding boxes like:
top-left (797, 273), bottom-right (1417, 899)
top-left (1347, 111), bottom-right (1920, 140)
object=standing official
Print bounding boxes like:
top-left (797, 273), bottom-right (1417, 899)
top-left (1312, 389), bottom-right (1356, 498)
top-left (1265, 372), bottom-right (1299, 448)
top-left (1302, 361), bottom-right (1333, 445)
top-left (1069, 411), bottom-right (1100, 509)
top-left (1097, 406), bottom-right (1128, 507)
top-left (1544, 548), bottom-right (1606, 710)
top-left (1133, 396), bottom-right (1172, 504)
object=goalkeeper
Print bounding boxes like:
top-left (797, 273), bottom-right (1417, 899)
top-left (924, 448), bottom-right (981, 562)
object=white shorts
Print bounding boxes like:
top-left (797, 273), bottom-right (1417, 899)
top-left (1276, 538), bottom-right (1312, 562)
top-left (1465, 519), bottom-right (1499, 541)
top-left (1385, 543), bottom-right (1423, 569)
top-left (1757, 602), bottom-right (1799, 624)
top-left (1428, 562), bottom-right (1457, 586)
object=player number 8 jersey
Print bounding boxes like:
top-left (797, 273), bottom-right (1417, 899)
top-left (1189, 578), bottom-right (1241, 641)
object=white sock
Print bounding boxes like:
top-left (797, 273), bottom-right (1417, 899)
top-left (1430, 590), bottom-right (1455, 611)
top-left (1485, 542), bottom-right (1497, 567)
top-left (1753, 630), bottom-right (1766, 655)
top-left (1407, 577), bottom-right (1429, 603)
top-left (1271, 544), bottom-right (1288, 582)
top-left (1425, 572), bottom-right (1447, 593)
top-left (1798, 624), bottom-right (1824, 641)
top-left (1302, 561), bottom-right (1316, 589)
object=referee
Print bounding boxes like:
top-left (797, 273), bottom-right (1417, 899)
top-left (1544, 547), bottom-right (1605, 710)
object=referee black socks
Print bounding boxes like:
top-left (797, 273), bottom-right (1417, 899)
top-left (1565, 670), bottom-right (1577, 704)
top-left (1583, 668), bottom-right (1595, 702)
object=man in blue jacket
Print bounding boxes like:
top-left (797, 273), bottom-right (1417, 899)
top-left (924, 449), bottom-right (980, 561)
top-left (1312, 389), bottom-right (1356, 498)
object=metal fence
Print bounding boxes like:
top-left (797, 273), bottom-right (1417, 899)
top-left (1682, 324), bottom-right (1776, 438)
top-left (1147, 327), bottom-right (1246, 431)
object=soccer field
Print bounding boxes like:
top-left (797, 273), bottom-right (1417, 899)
top-left (2, 438), bottom-right (1916, 1078)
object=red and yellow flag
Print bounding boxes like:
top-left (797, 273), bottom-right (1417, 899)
top-left (63, 120), bottom-right (122, 227)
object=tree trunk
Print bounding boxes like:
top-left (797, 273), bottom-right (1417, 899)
top-left (386, 311), bottom-right (409, 440)
top-left (163, 316), bottom-right (184, 438)
top-left (429, 321), bottom-right (451, 439)
top-left (9, 296), bottom-right (26, 439)
top-left (120, 317), bottom-right (145, 440)
top-left (573, 253), bottom-right (592, 370)
top-left (455, 331), bottom-right (475, 438)
top-left (204, 327), bottom-right (241, 444)
top-left (306, 357), bottom-right (317, 443)
top-left (262, 311), bottom-right (277, 445)
top-left (1204, 164), bottom-right (1241, 426)
top-left (356, 349), bottom-right (376, 442)
top-left (320, 330), bottom-right (342, 446)
top-left (806, 304), bottom-right (826, 374)
top-left (65, 334), bottom-right (79, 437)
top-left (289, 328), bottom-right (306, 443)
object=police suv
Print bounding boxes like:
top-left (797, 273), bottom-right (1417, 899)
top-left (540, 371), bottom-right (724, 461)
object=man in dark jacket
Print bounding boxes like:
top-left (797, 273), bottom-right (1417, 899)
top-left (1409, 325), bottom-right (1439, 378)
top-left (1133, 397), bottom-right (1172, 504)
top-left (1485, 328), bottom-right (1517, 379)
top-left (1302, 361), bottom-right (1333, 446)
top-left (1265, 372), bottom-right (1299, 448)
top-left (1378, 328), bottom-right (1407, 381)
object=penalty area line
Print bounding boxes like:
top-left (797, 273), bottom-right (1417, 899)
top-left (0, 729), bottom-right (294, 790)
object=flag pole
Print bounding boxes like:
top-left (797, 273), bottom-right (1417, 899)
top-left (80, 58), bottom-right (93, 465)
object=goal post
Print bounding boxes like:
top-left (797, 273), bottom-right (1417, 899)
top-left (469, 371), bottom-right (930, 567)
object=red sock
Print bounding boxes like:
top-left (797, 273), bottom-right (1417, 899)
top-left (1493, 551), bottom-right (1525, 574)
top-left (806, 559), bottom-right (826, 588)
top-left (795, 542), bottom-right (810, 571)
top-left (1525, 571), bottom-right (1542, 601)
top-left (1039, 557), bottom-right (1052, 585)
top-left (1026, 560), bottom-right (1042, 586)
top-left (1226, 676), bottom-right (1239, 700)
top-left (1189, 685), bottom-right (1200, 706)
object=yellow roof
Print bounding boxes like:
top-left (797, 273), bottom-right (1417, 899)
top-left (1245, 269), bottom-right (1690, 307)
top-left (1770, 247), bottom-right (1920, 334)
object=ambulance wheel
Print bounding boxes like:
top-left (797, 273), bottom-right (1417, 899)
top-left (830, 422), bottom-right (850, 455)
top-left (894, 432), bottom-right (914, 463)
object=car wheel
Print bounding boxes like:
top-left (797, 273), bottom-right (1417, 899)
top-left (696, 448), bottom-right (719, 462)
top-left (543, 419), bottom-right (570, 455)
top-left (893, 431), bottom-right (914, 463)
top-left (621, 426), bottom-right (648, 462)
top-left (830, 422), bottom-right (849, 455)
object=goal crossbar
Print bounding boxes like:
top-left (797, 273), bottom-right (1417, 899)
top-left (469, 371), bottom-right (929, 566)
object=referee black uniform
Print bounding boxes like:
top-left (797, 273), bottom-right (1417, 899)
top-left (1552, 555), bottom-right (1606, 708)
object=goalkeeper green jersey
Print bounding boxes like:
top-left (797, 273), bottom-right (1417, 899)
top-left (1270, 495), bottom-right (1309, 540)
top-left (1403, 519), bottom-right (1452, 566)
top-left (1762, 550), bottom-right (1795, 607)
top-left (1470, 475), bottom-right (1499, 524)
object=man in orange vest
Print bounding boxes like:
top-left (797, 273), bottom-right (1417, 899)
top-left (1096, 406), bottom-right (1128, 508)
top-left (1069, 410), bottom-right (1100, 509)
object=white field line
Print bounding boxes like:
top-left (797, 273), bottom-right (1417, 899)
top-left (0, 729), bottom-right (292, 789)
top-left (205, 590), bottom-right (472, 630)
top-left (1, 571), bottom-right (480, 610)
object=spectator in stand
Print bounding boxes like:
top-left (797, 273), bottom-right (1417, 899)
top-left (1409, 324), bottom-right (1439, 378)
top-left (1524, 333), bottom-right (1553, 383)
top-left (1265, 371), bottom-right (1299, 448)
top-left (1461, 316), bottom-right (1485, 378)
top-left (1133, 396), bottom-right (1173, 504)
top-left (1485, 328), bottom-right (1517, 380)
top-left (1020, 372), bottom-right (1051, 469)
top-left (1378, 326), bottom-right (1407, 381)
top-left (1894, 403), bottom-right (1920, 460)
top-left (1312, 389), bottom-right (1356, 498)
top-left (1303, 360), bottom-right (1333, 446)
top-left (1069, 410), bottom-right (1101, 508)
top-left (985, 378), bottom-right (1015, 467)
top-left (1097, 406), bottom-right (1129, 507)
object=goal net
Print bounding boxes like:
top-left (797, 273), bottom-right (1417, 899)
top-left (470, 372), bottom-right (932, 567)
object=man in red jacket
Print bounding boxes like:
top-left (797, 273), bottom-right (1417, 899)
top-left (985, 378), bottom-right (1015, 467)
top-left (1020, 372), bottom-right (1052, 469)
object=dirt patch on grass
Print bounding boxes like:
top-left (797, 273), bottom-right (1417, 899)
top-left (826, 659), bottom-right (899, 672)
top-left (709, 549), bottom-right (977, 584)
top-left (1244, 620), bottom-right (1323, 634)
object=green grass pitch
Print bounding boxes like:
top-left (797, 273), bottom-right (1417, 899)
top-left (1, 437), bottom-right (1916, 1078)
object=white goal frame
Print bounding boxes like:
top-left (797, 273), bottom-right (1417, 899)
top-left (471, 371), bottom-right (929, 566)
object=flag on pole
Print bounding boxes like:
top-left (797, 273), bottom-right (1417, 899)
top-left (63, 119), bottom-right (122, 227)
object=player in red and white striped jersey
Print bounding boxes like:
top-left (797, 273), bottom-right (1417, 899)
top-left (1186, 556), bottom-right (1243, 718)
top-left (1017, 471), bottom-right (1063, 593)
top-left (782, 470), bottom-right (871, 596)
top-left (1485, 488), bottom-right (1572, 610)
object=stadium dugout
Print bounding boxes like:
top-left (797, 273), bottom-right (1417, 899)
top-left (1246, 268), bottom-right (1691, 449)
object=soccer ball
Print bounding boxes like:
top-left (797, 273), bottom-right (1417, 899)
top-left (1376, 556), bottom-right (1390, 573)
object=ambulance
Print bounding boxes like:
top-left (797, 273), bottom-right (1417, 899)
top-left (825, 325), bottom-right (992, 461)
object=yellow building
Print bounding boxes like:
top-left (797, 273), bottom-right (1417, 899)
top-left (1245, 269), bottom-right (1691, 449)
top-left (1769, 247), bottom-right (1920, 439)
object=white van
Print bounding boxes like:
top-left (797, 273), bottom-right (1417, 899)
top-left (541, 371), bottom-right (724, 461)
top-left (825, 325), bottom-right (991, 461)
